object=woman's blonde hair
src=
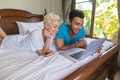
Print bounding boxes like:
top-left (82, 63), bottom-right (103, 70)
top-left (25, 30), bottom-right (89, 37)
top-left (43, 13), bottom-right (61, 25)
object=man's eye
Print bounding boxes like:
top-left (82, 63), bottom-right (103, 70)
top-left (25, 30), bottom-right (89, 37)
top-left (75, 22), bottom-right (83, 26)
top-left (75, 22), bottom-right (79, 25)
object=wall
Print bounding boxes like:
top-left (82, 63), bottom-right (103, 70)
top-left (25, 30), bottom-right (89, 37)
top-left (0, 0), bottom-right (62, 18)
top-left (50, 0), bottom-right (63, 18)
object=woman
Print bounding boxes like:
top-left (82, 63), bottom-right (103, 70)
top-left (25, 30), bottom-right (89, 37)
top-left (0, 13), bottom-right (61, 56)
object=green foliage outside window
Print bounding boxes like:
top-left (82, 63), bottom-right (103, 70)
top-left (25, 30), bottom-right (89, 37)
top-left (94, 0), bottom-right (119, 39)
top-left (75, 0), bottom-right (119, 40)
top-left (83, 10), bottom-right (91, 35)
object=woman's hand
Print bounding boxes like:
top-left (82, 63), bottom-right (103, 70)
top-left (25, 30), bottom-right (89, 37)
top-left (36, 49), bottom-right (44, 56)
top-left (44, 29), bottom-right (51, 38)
top-left (45, 50), bottom-right (53, 57)
top-left (36, 49), bottom-right (53, 57)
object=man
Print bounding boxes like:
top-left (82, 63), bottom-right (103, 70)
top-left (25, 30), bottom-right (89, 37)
top-left (55, 9), bottom-right (87, 50)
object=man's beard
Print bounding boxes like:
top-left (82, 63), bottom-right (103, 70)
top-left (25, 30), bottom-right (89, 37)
top-left (69, 25), bottom-right (76, 34)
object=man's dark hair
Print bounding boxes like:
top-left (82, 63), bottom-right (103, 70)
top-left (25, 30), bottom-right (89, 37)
top-left (69, 9), bottom-right (84, 22)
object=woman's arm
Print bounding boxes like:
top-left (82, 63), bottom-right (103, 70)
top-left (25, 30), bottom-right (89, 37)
top-left (0, 27), bottom-right (7, 39)
top-left (37, 37), bottom-right (53, 56)
top-left (37, 29), bottom-right (53, 56)
top-left (43, 37), bottom-right (52, 55)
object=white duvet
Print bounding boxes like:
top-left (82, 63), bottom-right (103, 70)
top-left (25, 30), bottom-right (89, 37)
top-left (0, 38), bottom-right (114, 80)
top-left (0, 48), bottom-right (100, 80)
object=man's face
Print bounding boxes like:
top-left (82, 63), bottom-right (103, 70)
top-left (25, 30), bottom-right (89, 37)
top-left (70, 17), bottom-right (84, 34)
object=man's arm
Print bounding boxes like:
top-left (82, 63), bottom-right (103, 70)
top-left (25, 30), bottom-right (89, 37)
top-left (55, 38), bottom-right (87, 51)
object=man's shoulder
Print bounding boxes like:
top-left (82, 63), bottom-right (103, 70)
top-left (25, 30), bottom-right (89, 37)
top-left (78, 26), bottom-right (85, 32)
top-left (60, 23), bottom-right (69, 29)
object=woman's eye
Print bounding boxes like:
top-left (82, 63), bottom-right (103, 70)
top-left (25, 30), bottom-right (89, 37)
top-left (53, 25), bottom-right (56, 27)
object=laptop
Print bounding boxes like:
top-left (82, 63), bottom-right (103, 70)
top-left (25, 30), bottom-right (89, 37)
top-left (59, 38), bottom-right (106, 62)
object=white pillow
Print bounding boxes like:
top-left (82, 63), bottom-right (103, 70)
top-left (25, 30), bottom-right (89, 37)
top-left (16, 21), bottom-right (44, 34)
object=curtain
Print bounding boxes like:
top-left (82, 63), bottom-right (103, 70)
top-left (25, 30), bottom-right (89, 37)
top-left (117, 0), bottom-right (120, 68)
top-left (62, 0), bottom-right (74, 22)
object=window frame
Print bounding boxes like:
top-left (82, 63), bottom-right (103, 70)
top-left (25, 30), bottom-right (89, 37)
top-left (74, 0), bottom-right (96, 37)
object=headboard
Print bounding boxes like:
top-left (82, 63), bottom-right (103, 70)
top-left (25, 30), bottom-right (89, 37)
top-left (0, 9), bottom-right (44, 34)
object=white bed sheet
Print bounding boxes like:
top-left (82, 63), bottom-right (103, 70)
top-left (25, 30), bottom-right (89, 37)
top-left (0, 48), bottom-right (99, 80)
top-left (0, 38), bottom-right (114, 80)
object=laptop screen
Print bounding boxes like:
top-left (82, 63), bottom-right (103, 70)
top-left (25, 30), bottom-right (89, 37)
top-left (70, 51), bottom-right (84, 60)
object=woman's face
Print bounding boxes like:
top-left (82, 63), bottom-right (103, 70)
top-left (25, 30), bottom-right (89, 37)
top-left (70, 17), bottom-right (84, 34)
top-left (46, 20), bottom-right (60, 36)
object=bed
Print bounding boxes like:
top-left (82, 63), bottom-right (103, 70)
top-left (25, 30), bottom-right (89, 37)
top-left (0, 9), bottom-right (120, 80)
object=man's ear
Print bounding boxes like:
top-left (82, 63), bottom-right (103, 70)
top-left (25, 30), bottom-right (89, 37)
top-left (67, 20), bottom-right (71, 25)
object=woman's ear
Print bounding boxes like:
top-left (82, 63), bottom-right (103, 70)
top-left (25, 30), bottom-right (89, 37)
top-left (44, 24), bottom-right (50, 31)
top-left (44, 24), bottom-right (49, 29)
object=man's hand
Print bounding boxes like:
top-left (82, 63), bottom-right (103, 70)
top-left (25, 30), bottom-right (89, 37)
top-left (96, 45), bottom-right (103, 54)
top-left (75, 39), bottom-right (87, 48)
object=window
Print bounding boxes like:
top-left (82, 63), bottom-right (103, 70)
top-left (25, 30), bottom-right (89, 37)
top-left (94, 0), bottom-right (118, 40)
top-left (75, 0), bottom-right (119, 40)
top-left (75, 0), bottom-right (94, 37)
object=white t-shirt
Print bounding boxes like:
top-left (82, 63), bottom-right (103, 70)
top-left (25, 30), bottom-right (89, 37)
top-left (0, 29), bottom-right (57, 52)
